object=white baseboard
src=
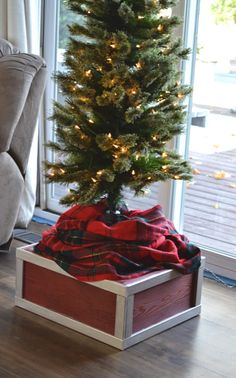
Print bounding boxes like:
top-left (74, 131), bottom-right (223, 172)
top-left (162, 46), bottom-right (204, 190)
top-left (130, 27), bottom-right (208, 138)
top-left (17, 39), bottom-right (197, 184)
top-left (201, 249), bottom-right (236, 281)
top-left (33, 207), bottom-right (59, 223)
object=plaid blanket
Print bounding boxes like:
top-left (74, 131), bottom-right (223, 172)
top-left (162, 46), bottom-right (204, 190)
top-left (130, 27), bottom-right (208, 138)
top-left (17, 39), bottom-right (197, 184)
top-left (34, 201), bottom-right (201, 281)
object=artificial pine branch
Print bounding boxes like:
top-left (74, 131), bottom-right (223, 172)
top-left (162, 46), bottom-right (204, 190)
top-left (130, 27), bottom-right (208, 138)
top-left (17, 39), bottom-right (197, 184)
top-left (45, 0), bottom-right (192, 210)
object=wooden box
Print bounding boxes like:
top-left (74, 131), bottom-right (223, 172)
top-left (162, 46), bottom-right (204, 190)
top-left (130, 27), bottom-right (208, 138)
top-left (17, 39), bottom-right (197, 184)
top-left (15, 245), bottom-right (204, 350)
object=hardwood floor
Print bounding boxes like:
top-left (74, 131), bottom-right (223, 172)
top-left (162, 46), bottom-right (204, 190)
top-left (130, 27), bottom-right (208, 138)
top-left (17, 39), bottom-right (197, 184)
top-left (0, 222), bottom-right (236, 378)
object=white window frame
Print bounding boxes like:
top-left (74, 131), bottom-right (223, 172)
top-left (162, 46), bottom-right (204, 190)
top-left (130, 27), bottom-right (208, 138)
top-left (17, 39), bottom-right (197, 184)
top-left (40, 0), bottom-right (66, 213)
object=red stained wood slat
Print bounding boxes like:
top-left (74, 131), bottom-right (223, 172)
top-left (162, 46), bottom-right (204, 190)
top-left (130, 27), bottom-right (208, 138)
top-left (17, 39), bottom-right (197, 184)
top-left (133, 274), bottom-right (194, 333)
top-left (23, 262), bottom-right (116, 335)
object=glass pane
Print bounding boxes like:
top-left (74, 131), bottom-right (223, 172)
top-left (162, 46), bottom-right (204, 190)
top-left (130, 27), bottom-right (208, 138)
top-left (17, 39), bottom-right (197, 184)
top-left (183, 0), bottom-right (236, 257)
top-left (52, 0), bottom-right (81, 205)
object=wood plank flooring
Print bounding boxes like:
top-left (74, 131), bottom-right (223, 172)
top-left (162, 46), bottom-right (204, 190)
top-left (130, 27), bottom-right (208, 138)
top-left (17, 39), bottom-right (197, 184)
top-left (0, 222), bottom-right (236, 378)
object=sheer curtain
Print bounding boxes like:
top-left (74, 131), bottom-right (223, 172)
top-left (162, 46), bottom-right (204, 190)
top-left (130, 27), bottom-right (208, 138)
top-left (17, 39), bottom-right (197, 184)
top-left (0, 0), bottom-right (42, 228)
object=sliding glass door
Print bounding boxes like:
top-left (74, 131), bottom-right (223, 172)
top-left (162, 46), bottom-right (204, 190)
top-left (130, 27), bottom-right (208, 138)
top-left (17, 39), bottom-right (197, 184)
top-left (41, 0), bottom-right (236, 280)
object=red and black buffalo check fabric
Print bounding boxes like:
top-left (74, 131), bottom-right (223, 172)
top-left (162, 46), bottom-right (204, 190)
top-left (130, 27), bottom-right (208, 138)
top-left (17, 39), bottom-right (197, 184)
top-left (34, 201), bottom-right (201, 281)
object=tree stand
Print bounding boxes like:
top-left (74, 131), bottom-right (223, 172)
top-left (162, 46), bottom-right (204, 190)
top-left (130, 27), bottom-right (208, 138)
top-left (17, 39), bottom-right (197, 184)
top-left (15, 244), bottom-right (204, 350)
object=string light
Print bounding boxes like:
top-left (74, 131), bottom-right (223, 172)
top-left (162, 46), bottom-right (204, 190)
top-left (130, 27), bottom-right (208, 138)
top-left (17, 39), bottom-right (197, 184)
top-left (79, 96), bottom-right (89, 102)
top-left (138, 15), bottom-right (144, 20)
top-left (163, 47), bottom-right (170, 54)
top-left (136, 104), bottom-right (141, 109)
top-left (148, 176), bottom-right (152, 180)
top-left (162, 165), bottom-right (168, 171)
top-left (135, 154), bottom-right (140, 160)
top-left (162, 152), bottom-right (168, 158)
top-left (156, 98), bottom-right (166, 106)
top-left (97, 170), bottom-right (103, 176)
top-left (157, 24), bottom-right (163, 32)
top-left (177, 93), bottom-right (184, 99)
top-left (113, 144), bottom-right (119, 149)
top-left (74, 125), bottom-right (80, 130)
top-left (136, 62), bottom-right (142, 70)
top-left (91, 178), bottom-right (97, 183)
top-left (175, 175), bottom-right (180, 180)
top-left (107, 57), bottom-right (112, 63)
top-left (132, 170), bottom-right (136, 175)
top-left (108, 133), bottom-right (112, 138)
top-left (88, 119), bottom-right (94, 124)
top-left (60, 169), bottom-right (65, 174)
top-left (85, 69), bottom-right (92, 78)
top-left (110, 43), bottom-right (116, 49)
top-left (136, 44), bottom-right (141, 48)
top-left (152, 136), bottom-right (158, 141)
top-left (121, 147), bottom-right (127, 153)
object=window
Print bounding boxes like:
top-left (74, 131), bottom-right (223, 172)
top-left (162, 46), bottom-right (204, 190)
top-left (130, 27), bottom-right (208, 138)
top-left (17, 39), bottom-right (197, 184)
top-left (41, 0), bottom-right (235, 278)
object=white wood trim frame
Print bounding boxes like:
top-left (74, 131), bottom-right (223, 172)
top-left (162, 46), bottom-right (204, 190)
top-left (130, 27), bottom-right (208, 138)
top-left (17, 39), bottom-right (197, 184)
top-left (114, 295), bottom-right (127, 339)
top-left (15, 258), bottom-right (24, 299)
top-left (114, 295), bottom-right (134, 339)
top-left (15, 296), bottom-right (201, 351)
top-left (195, 257), bottom-right (205, 306)
top-left (124, 295), bottom-right (134, 338)
top-left (16, 245), bottom-right (194, 297)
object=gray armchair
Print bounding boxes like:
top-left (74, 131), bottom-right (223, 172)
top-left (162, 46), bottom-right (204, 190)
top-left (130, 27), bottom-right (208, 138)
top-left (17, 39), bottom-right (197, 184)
top-left (0, 39), bottom-right (47, 251)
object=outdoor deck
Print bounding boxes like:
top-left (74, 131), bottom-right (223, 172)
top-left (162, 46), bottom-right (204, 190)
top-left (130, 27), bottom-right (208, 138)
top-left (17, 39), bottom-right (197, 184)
top-left (124, 148), bottom-right (236, 258)
top-left (54, 147), bottom-right (236, 258)
top-left (184, 149), bottom-right (236, 257)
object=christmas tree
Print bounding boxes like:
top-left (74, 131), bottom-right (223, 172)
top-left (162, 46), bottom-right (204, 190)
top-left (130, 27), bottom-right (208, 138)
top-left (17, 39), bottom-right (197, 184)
top-left (46, 0), bottom-right (192, 211)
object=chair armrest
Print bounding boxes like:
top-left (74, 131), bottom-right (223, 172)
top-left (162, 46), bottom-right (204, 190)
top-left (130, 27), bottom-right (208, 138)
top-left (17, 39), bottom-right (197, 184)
top-left (0, 54), bottom-right (46, 153)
